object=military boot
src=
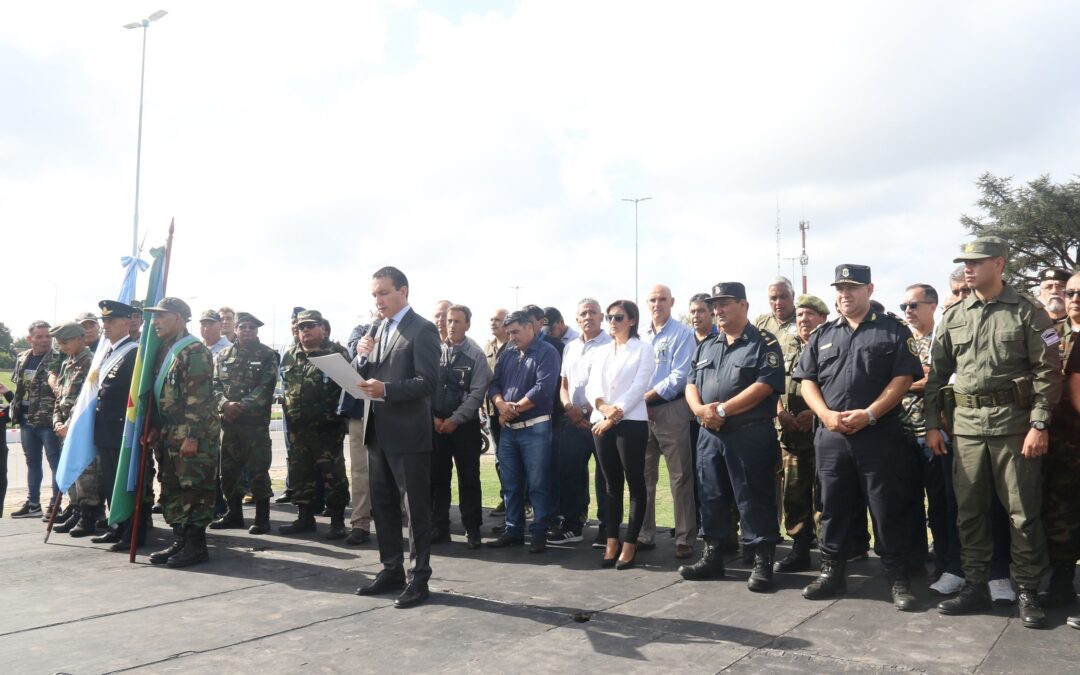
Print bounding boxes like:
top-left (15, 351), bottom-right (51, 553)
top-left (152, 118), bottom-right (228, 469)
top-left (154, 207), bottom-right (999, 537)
top-left (1017, 590), bottom-right (1047, 629)
top-left (678, 538), bottom-right (726, 580)
top-left (278, 504), bottom-right (317, 535)
top-left (53, 507), bottom-right (81, 533)
top-left (1038, 563), bottom-right (1077, 608)
top-left (803, 557), bottom-right (847, 599)
top-left (325, 508), bottom-right (347, 540)
top-left (748, 543), bottom-right (776, 592)
top-left (167, 525), bottom-right (210, 568)
top-left (149, 525), bottom-right (186, 565)
top-left (888, 567), bottom-right (917, 612)
top-left (69, 507), bottom-right (100, 538)
top-left (774, 531), bottom-right (813, 573)
top-left (248, 499), bottom-right (271, 535)
top-left (209, 495), bottom-right (245, 530)
top-left (938, 581), bottom-right (991, 615)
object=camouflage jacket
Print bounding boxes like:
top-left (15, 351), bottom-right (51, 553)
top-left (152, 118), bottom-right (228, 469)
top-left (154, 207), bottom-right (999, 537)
top-left (12, 348), bottom-right (61, 427)
top-left (281, 339), bottom-right (349, 427)
top-left (53, 347), bottom-right (93, 427)
top-left (214, 339), bottom-right (279, 425)
top-left (779, 336), bottom-right (814, 450)
top-left (152, 332), bottom-right (221, 443)
top-left (753, 312), bottom-right (801, 362)
top-left (900, 332), bottom-right (933, 437)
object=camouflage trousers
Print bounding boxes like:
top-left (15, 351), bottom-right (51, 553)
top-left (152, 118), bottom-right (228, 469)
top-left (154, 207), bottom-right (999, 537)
top-left (779, 444), bottom-right (816, 537)
top-left (220, 422), bottom-right (273, 502)
top-left (154, 436), bottom-right (220, 528)
top-left (286, 422), bottom-right (348, 510)
top-left (1042, 434), bottom-right (1080, 564)
top-left (71, 457), bottom-right (101, 508)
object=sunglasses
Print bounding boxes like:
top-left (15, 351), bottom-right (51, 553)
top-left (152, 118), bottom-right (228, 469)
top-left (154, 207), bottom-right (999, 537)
top-left (606, 314), bottom-right (627, 323)
top-left (297, 322), bottom-right (319, 330)
top-left (1066, 290), bottom-right (1080, 299)
top-left (899, 302), bottom-right (930, 311)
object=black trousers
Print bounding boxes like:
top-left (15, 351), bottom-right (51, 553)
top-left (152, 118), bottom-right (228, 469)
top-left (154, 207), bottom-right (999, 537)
top-left (0, 434), bottom-right (8, 516)
top-left (368, 435), bottom-right (432, 584)
top-left (431, 418), bottom-right (483, 533)
top-left (816, 424), bottom-right (909, 569)
top-left (697, 420), bottom-right (781, 547)
top-left (596, 420), bottom-right (649, 543)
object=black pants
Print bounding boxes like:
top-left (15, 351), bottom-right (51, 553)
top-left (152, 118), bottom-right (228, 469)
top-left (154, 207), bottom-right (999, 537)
top-left (596, 420), bottom-right (648, 543)
top-left (0, 434), bottom-right (8, 516)
top-left (98, 446), bottom-right (121, 508)
top-left (368, 440), bottom-right (432, 584)
top-left (697, 420), bottom-right (781, 547)
top-left (816, 424), bottom-right (909, 569)
top-left (560, 422), bottom-right (605, 531)
top-left (431, 418), bottom-right (483, 533)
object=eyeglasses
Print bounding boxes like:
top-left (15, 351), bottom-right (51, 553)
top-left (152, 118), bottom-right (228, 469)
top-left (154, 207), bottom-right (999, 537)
top-left (606, 314), bottom-right (627, 323)
top-left (1066, 290), bottom-right (1080, 299)
top-left (899, 302), bottom-right (930, 311)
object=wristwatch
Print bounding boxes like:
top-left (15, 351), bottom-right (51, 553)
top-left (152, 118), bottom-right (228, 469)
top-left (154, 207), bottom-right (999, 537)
top-left (717, 404), bottom-right (727, 419)
top-left (1030, 420), bottom-right (1047, 431)
top-left (865, 408), bottom-right (877, 426)
top-left (580, 405), bottom-right (590, 417)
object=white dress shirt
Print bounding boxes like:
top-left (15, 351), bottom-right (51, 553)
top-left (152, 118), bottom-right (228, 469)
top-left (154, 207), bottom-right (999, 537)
top-left (585, 337), bottom-right (653, 423)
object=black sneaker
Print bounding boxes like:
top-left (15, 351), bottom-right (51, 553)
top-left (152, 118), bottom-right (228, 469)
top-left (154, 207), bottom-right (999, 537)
top-left (549, 527), bottom-right (583, 544)
top-left (11, 502), bottom-right (42, 519)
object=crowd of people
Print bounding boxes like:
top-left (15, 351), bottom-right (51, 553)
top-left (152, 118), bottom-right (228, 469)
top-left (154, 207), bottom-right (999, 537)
top-left (1, 239), bottom-right (1078, 622)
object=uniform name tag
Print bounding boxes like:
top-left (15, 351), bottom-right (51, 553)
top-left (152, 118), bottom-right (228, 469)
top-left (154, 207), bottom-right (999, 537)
top-left (250, 362), bottom-right (261, 365)
top-left (820, 343), bottom-right (833, 350)
top-left (1042, 328), bottom-right (1061, 347)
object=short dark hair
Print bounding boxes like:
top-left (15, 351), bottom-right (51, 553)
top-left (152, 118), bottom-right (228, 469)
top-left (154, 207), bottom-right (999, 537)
top-left (606, 300), bottom-right (641, 339)
top-left (689, 293), bottom-right (710, 305)
top-left (521, 304), bottom-right (544, 321)
top-left (28, 320), bottom-right (50, 333)
top-left (373, 266), bottom-right (408, 290)
top-left (448, 304), bottom-right (472, 323)
top-left (905, 283), bottom-right (938, 305)
top-left (504, 310), bottom-right (533, 327)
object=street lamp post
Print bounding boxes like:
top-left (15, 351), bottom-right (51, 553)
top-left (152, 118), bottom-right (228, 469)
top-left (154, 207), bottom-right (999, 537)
top-left (621, 196), bottom-right (652, 301)
top-left (123, 9), bottom-right (168, 258)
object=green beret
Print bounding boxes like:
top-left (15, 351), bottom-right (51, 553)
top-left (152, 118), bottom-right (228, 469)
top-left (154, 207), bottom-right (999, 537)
top-left (49, 321), bottom-right (86, 341)
top-left (796, 294), bottom-right (829, 316)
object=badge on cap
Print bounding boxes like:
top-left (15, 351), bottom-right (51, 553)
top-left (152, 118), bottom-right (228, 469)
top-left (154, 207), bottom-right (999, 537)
top-left (964, 242), bottom-right (976, 253)
top-left (841, 267), bottom-right (850, 278)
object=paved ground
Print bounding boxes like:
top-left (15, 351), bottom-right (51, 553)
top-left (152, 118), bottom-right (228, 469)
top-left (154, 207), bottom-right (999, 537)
top-left (2, 435), bottom-right (1078, 673)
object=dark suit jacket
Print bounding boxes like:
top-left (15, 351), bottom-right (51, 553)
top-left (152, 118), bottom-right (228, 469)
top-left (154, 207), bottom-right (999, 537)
top-left (94, 338), bottom-right (139, 448)
top-left (361, 307), bottom-right (440, 454)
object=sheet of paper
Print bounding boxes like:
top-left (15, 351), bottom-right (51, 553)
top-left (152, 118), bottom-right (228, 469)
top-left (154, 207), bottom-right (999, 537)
top-left (308, 353), bottom-right (384, 401)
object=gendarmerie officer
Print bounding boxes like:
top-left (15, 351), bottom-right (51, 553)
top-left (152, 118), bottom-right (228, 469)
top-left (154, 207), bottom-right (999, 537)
top-left (926, 237), bottom-right (1063, 628)
top-left (681, 282), bottom-right (785, 592)
top-left (793, 264), bottom-right (924, 611)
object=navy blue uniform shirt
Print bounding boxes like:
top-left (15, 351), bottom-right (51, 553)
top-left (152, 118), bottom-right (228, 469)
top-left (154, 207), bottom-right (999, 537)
top-left (792, 310), bottom-right (923, 422)
top-left (691, 324), bottom-right (785, 424)
top-left (488, 336), bottom-right (560, 421)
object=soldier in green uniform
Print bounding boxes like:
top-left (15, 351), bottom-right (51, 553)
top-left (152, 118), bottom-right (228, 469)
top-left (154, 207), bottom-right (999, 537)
top-left (927, 237), bottom-right (1063, 628)
top-left (49, 322), bottom-right (101, 537)
top-left (142, 297), bottom-right (221, 569)
top-left (773, 294), bottom-right (828, 573)
top-left (1061, 342), bottom-right (1080, 630)
top-left (210, 312), bottom-right (279, 534)
top-left (1039, 269), bottom-right (1080, 609)
top-left (279, 309), bottom-right (351, 539)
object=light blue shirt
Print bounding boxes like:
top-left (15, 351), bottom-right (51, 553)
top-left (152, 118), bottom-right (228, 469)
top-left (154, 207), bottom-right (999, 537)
top-left (380, 304), bottom-right (412, 349)
top-left (644, 317), bottom-right (693, 401)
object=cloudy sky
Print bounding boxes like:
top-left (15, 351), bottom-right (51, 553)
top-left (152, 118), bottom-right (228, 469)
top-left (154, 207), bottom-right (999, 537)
top-left (4, 0), bottom-right (1079, 347)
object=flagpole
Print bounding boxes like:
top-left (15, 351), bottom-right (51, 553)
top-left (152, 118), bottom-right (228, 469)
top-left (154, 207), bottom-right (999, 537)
top-left (129, 219), bottom-right (174, 563)
top-left (43, 497), bottom-right (64, 543)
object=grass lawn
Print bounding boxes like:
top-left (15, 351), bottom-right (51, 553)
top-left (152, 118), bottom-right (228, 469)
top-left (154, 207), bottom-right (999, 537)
top-left (0, 371), bottom-right (13, 391)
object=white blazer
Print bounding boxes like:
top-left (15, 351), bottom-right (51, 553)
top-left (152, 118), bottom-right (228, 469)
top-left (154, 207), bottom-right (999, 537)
top-left (585, 337), bottom-right (654, 423)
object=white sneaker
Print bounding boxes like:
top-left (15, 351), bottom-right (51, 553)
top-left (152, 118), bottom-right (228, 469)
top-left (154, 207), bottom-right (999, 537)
top-left (930, 572), bottom-right (965, 596)
top-left (989, 578), bottom-right (1017, 606)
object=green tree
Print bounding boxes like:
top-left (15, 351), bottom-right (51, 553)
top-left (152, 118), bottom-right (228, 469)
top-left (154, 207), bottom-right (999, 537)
top-left (0, 322), bottom-right (13, 369)
top-left (960, 173), bottom-right (1080, 287)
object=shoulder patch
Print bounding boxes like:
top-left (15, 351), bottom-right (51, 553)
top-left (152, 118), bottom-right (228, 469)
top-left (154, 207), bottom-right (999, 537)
top-left (906, 337), bottom-right (919, 356)
top-left (1042, 328), bottom-right (1062, 347)
top-left (765, 351), bottom-right (780, 368)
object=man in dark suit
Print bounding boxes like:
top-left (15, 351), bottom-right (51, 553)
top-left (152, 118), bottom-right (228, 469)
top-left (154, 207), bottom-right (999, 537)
top-left (87, 300), bottom-right (145, 551)
top-left (355, 266), bottom-right (441, 609)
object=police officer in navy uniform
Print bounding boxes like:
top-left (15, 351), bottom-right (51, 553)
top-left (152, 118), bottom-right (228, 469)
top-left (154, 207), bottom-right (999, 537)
top-left (793, 264), bottom-right (925, 611)
top-left (87, 300), bottom-right (148, 551)
top-left (680, 282), bottom-right (786, 592)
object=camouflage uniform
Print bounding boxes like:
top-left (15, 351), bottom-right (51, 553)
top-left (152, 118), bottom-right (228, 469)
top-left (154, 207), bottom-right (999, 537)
top-left (53, 347), bottom-right (100, 508)
top-left (151, 332), bottom-right (221, 527)
top-left (755, 312), bottom-right (802, 533)
top-left (214, 339), bottom-right (279, 501)
top-left (1041, 329), bottom-right (1080, 584)
top-left (280, 339), bottom-right (350, 509)
top-left (778, 336), bottom-right (816, 538)
top-left (12, 348), bottom-right (61, 428)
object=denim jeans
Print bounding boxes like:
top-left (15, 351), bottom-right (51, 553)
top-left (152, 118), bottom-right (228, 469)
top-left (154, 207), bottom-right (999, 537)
top-left (497, 420), bottom-right (554, 538)
top-left (20, 425), bottom-right (61, 505)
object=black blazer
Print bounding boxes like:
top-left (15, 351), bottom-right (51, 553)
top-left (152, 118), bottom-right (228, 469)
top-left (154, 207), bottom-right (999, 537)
top-left (94, 339), bottom-right (139, 448)
top-left (361, 308), bottom-right (440, 454)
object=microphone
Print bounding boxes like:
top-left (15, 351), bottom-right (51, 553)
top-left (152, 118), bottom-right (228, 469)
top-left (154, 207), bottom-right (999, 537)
top-left (357, 320), bottom-right (382, 367)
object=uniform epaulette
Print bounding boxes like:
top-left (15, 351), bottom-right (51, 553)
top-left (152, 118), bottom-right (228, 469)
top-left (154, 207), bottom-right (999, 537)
top-left (758, 328), bottom-right (778, 346)
top-left (941, 302), bottom-right (963, 316)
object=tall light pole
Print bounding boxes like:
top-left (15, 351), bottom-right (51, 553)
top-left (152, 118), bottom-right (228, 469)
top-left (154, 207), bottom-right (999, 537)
top-left (621, 196), bottom-right (652, 301)
top-left (123, 9), bottom-right (168, 258)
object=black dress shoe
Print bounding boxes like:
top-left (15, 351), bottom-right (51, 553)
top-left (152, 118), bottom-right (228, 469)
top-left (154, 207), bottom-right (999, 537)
top-left (1017, 590), bottom-right (1046, 629)
top-left (529, 535), bottom-right (547, 554)
top-left (431, 529), bottom-right (451, 544)
top-left (938, 582), bottom-right (991, 615)
top-left (345, 528), bottom-right (370, 546)
top-left (274, 491), bottom-right (293, 504)
top-left (891, 580), bottom-right (918, 612)
top-left (356, 569), bottom-right (407, 596)
top-left (487, 533), bottom-right (525, 548)
top-left (465, 530), bottom-right (482, 550)
top-left (394, 582), bottom-right (430, 609)
top-left (92, 529), bottom-right (122, 544)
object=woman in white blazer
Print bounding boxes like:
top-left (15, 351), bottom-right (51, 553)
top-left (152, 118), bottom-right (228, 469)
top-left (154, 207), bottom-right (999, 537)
top-left (586, 300), bottom-right (654, 569)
